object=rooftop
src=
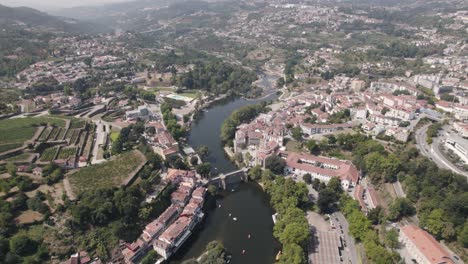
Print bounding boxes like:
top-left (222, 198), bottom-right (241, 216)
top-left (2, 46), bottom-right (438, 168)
top-left (401, 225), bottom-right (454, 264)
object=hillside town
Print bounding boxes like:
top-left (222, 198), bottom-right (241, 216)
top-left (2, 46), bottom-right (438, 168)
top-left (0, 0), bottom-right (467, 264)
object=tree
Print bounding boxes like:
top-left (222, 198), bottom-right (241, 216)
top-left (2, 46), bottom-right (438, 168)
top-left (9, 234), bottom-right (37, 256)
top-left (424, 209), bottom-right (445, 239)
top-left (278, 243), bottom-right (306, 264)
top-left (197, 145), bottom-right (209, 159)
top-left (0, 235), bottom-right (8, 259)
top-left (141, 251), bottom-right (157, 264)
top-left (291, 126), bottom-right (303, 141)
top-left (190, 156), bottom-right (199, 166)
top-left (6, 163), bottom-right (16, 177)
top-left (317, 188), bottom-right (338, 213)
top-left (385, 228), bottom-right (399, 249)
top-left (64, 85), bottom-right (72, 96)
top-left (312, 178), bottom-right (321, 191)
top-left (279, 222), bottom-right (309, 246)
top-left (388, 198), bottom-right (415, 221)
top-left (196, 163), bottom-right (211, 178)
top-left (458, 222), bottom-right (468, 248)
top-left (83, 57), bottom-right (92, 68)
top-left (367, 206), bottom-right (385, 225)
top-left (302, 174), bottom-right (312, 185)
top-left (248, 166), bottom-right (262, 181)
top-left (265, 155), bottom-right (286, 175)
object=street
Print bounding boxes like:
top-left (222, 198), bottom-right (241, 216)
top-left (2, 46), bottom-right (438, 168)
top-left (415, 124), bottom-right (468, 178)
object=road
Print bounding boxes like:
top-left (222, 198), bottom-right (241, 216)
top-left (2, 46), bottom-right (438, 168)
top-left (393, 181), bottom-right (406, 198)
top-left (334, 212), bottom-right (359, 264)
top-left (415, 124), bottom-right (468, 178)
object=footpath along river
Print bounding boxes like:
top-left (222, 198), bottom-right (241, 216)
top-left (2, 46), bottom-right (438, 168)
top-left (171, 91), bottom-right (280, 264)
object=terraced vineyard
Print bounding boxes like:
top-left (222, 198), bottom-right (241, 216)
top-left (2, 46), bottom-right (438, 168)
top-left (57, 147), bottom-right (77, 160)
top-left (69, 150), bottom-right (146, 194)
top-left (82, 132), bottom-right (94, 157)
top-left (40, 147), bottom-right (59, 161)
top-left (48, 127), bottom-right (60, 141)
top-left (38, 127), bottom-right (53, 141)
top-left (56, 128), bottom-right (66, 140)
top-left (70, 130), bottom-right (81, 145)
top-left (70, 119), bottom-right (86, 129)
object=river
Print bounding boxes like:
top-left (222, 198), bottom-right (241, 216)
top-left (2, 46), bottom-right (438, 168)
top-left (171, 91), bottom-right (280, 264)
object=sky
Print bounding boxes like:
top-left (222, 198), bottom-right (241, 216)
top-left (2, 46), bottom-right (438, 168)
top-left (0, 0), bottom-right (131, 10)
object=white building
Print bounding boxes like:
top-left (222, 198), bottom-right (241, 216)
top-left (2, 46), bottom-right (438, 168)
top-left (445, 135), bottom-right (468, 164)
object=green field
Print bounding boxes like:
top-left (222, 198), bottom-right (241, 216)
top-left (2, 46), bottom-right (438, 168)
top-left (0, 143), bottom-right (23, 153)
top-left (69, 119), bottom-right (86, 129)
top-left (57, 147), bottom-right (77, 160)
top-left (0, 117), bottom-right (66, 145)
top-left (40, 147), bottom-right (58, 162)
top-left (110, 132), bottom-right (120, 142)
top-left (4, 153), bottom-right (33, 162)
top-left (69, 151), bottom-right (145, 194)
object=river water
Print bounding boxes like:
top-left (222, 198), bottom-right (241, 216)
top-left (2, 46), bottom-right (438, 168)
top-left (171, 92), bottom-right (280, 264)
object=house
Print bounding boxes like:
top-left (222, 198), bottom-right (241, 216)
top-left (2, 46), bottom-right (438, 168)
top-left (445, 135), bottom-right (468, 164)
top-left (454, 122), bottom-right (468, 138)
top-left (353, 184), bottom-right (367, 212)
top-left (399, 225), bottom-right (456, 264)
top-left (32, 167), bottom-right (43, 177)
top-left (435, 100), bottom-right (453, 113)
top-left (300, 123), bottom-right (353, 135)
top-left (350, 79), bottom-right (366, 92)
top-left (125, 105), bottom-right (151, 120)
top-left (454, 104), bottom-right (468, 120)
top-left (365, 187), bottom-right (379, 209)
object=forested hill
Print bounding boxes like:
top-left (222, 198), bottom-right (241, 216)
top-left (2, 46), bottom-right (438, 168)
top-left (0, 4), bottom-right (109, 34)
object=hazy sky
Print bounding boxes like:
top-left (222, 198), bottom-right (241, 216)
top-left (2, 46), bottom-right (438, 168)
top-left (0, 0), bottom-right (131, 10)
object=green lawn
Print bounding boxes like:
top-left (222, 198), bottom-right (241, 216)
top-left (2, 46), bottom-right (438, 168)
top-left (110, 132), bottom-right (120, 142)
top-left (0, 143), bottom-right (23, 153)
top-left (0, 117), bottom-right (66, 145)
top-left (68, 151), bottom-right (145, 194)
top-left (4, 153), bottom-right (32, 162)
top-left (179, 92), bottom-right (199, 99)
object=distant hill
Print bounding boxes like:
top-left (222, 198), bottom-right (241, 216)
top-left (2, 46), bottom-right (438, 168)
top-left (0, 4), bottom-right (110, 34)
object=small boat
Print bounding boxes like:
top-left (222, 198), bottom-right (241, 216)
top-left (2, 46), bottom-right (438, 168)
top-left (231, 188), bottom-right (235, 192)
top-left (275, 251), bottom-right (282, 261)
top-left (228, 213), bottom-right (232, 217)
top-left (242, 249), bottom-right (246, 255)
top-left (247, 234), bottom-right (251, 239)
top-left (233, 217), bottom-right (238, 221)
top-left (218, 204), bottom-right (222, 208)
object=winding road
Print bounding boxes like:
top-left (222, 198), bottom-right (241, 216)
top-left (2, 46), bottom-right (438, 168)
top-left (414, 124), bottom-right (468, 178)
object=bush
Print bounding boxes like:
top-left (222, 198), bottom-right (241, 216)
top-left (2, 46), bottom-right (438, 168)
top-left (9, 234), bottom-right (37, 256)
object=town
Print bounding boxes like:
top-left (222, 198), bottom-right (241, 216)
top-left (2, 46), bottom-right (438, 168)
top-left (0, 0), bottom-right (467, 264)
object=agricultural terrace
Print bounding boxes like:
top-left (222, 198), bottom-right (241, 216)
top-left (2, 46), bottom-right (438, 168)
top-left (69, 119), bottom-right (86, 129)
top-left (68, 150), bottom-right (146, 194)
top-left (0, 117), bottom-right (66, 152)
top-left (57, 147), bottom-right (77, 160)
top-left (40, 147), bottom-right (59, 162)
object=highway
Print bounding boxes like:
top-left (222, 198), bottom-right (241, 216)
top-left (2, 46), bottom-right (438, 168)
top-left (414, 124), bottom-right (468, 178)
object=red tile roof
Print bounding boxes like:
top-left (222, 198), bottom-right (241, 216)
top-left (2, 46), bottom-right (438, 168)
top-left (283, 152), bottom-right (359, 183)
top-left (401, 225), bottom-right (454, 264)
